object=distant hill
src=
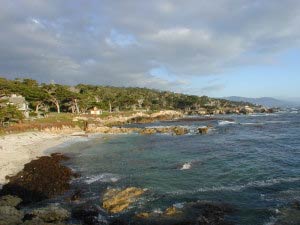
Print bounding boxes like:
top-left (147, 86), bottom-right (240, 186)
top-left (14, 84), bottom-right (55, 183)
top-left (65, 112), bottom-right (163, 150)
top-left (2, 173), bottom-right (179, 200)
top-left (223, 96), bottom-right (297, 108)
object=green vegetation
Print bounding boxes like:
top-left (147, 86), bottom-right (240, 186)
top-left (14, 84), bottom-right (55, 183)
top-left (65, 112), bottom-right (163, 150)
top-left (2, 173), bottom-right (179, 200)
top-left (0, 105), bottom-right (24, 124)
top-left (0, 77), bottom-right (249, 114)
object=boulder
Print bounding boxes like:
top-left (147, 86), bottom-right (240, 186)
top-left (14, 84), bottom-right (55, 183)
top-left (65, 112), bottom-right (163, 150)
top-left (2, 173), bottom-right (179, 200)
top-left (198, 126), bottom-right (209, 134)
top-left (172, 127), bottom-right (188, 135)
top-left (30, 205), bottom-right (70, 223)
top-left (164, 206), bottom-right (181, 216)
top-left (102, 187), bottom-right (145, 214)
top-left (0, 195), bottom-right (22, 207)
top-left (0, 205), bottom-right (23, 225)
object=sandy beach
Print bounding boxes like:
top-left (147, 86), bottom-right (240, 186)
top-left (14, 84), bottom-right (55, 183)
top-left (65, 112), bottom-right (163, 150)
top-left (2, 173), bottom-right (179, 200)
top-left (0, 132), bottom-right (78, 187)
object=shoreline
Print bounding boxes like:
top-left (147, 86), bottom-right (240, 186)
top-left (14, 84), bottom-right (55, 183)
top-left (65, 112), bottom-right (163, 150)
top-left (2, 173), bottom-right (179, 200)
top-left (0, 131), bottom-right (81, 187)
top-left (0, 111), bottom-right (277, 188)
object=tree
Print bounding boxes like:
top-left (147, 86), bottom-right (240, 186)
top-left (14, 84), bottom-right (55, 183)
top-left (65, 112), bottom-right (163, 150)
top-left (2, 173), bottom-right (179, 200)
top-left (0, 105), bottom-right (24, 125)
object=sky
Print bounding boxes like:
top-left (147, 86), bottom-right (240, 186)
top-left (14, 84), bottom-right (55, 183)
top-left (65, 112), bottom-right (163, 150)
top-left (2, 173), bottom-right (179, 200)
top-left (0, 0), bottom-right (300, 99)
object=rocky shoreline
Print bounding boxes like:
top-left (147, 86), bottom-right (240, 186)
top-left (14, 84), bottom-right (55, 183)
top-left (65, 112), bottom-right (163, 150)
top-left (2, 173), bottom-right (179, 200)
top-left (0, 110), bottom-right (288, 225)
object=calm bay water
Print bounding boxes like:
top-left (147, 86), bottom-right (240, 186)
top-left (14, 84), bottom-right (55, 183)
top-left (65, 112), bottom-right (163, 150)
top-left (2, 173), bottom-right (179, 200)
top-left (56, 111), bottom-right (300, 224)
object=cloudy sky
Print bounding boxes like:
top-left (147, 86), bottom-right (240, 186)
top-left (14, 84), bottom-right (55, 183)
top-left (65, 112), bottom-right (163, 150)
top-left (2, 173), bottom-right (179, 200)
top-left (1, 0), bottom-right (300, 98)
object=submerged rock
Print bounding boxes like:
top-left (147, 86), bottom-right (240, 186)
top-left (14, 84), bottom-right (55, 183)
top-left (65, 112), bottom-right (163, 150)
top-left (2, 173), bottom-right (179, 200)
top-left (30, 205), bottom-right (70, 223)
top-left (0, 195), bottom-right (22, 207)
top-left (102, 187), bottom-right (145, 214)
top-left (0, 153), bottom-right (76, 204)
top-left (274, 202), bottom-right (300, 225)
top-left (0, 205), bottom-right (23, 225)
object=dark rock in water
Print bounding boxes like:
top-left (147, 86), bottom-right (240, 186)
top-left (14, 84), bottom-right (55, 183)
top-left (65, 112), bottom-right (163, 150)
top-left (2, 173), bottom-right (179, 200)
top-left (72, 204), bottom-right (107, 225)
top-left (0, 195), bottom-right (22, 207)
top-left (0, 205), bottom-right (24, 225)
top-left (0, 153), bottom-right (76, 205)
top-left (131, 201), bottom-right (235, 225)
top-left (190, 202), bottom-right (235, 225)
top-left (274, 202), bottom-right (300, 225)
top-left (198, 127), bottom-right (209, 134)
top-left (70, 189), bottom-right (83, 202)
top-left (292, 200), bottom-right (300, 210)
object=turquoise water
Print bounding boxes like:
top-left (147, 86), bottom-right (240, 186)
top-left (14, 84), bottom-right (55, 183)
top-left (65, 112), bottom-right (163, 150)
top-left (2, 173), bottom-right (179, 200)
top-left (57, 112), bottom-right (300, 224)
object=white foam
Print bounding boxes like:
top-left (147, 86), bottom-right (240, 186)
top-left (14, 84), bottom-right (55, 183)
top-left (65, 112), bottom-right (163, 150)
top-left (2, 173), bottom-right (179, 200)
top-left (240, 122), bottom-right (264, 125)
top-left (84, 173), bottom-right (120, 184)
top-left (218, 120), bottom-right (236, 126)
top-left (180, 162), bottom-right (192, 170)
top-left (168, 177), bottom-right (300, 195)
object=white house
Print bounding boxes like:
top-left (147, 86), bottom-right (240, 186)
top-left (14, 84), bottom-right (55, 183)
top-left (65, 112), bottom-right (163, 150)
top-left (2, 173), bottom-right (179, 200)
top-left (89, 106), bottom-right (103, 115)
top-left (0, 94), bottom-right (30, 118)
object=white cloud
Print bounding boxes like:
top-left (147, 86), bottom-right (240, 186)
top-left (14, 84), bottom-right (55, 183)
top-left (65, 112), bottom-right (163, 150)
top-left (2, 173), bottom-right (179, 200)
top-left (0, 0), bottom-right (300, 92)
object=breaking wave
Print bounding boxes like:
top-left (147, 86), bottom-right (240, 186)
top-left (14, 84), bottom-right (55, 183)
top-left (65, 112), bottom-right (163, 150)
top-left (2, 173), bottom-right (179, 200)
top-left (84, 173), bottom-right (120, 184)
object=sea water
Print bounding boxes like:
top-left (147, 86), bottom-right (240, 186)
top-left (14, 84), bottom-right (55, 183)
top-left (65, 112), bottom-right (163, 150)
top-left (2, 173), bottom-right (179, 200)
top-left (55, 111), bottom-right (300, 224)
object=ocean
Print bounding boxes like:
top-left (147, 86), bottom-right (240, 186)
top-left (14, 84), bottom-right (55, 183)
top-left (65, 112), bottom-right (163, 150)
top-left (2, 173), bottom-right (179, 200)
top-left (53, 110), bottom-right (300, 224)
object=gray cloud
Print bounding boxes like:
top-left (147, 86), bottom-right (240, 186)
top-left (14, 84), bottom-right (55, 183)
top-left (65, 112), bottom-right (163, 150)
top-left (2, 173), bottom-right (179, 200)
top-left (0, 0), bottom-right (300, 92)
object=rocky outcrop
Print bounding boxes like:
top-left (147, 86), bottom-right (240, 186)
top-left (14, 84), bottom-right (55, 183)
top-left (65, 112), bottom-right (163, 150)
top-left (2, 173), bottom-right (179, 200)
top-left (102, 187), bottom-right (146, 214)
top-left (0, 153), bottom-right (76, 204)
top-left (139, 126), bottom-right (188, 136)
top-left (87, 125), bottom-right (139, 134)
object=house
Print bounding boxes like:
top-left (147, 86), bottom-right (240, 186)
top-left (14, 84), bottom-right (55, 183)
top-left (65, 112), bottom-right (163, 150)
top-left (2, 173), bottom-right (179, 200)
top-left (89, 106), bottom-right (103, 115)
top-left (0, 94), bottom-right (30, 118)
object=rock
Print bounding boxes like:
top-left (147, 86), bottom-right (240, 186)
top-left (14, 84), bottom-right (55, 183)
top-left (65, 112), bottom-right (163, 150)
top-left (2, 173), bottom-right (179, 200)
top-left (72, 204), bottom-right (107, 225)
top-left (0, 153), bottom-right (75, 204)
top-left (30, 205), bottom-right (70, 223)
top-left (102, 187), bottom-right (145, 213)
top-left (22, 217), bottom-right (68, 225)
top-left (191, 202), bottom-right (235, 225)
top-left (0, 195), bottom-right (22, 207)
top-left (164, 206), bottom-right (181, 216)
top-left (0, 205), bottom-right (23, 225)
top-left (172, 126), bottom-right (188, 135)
top-left (139, 126), bottom-right (188, 136)
top-left (136, 212), bottom-right (150, 218)
top-left (139, 128), bottom-right (157, 135)
top-left (198, 126), bottom-right (209, 134)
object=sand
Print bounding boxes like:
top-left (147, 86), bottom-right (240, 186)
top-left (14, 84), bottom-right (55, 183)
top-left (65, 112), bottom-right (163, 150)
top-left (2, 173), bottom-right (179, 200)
top-left (0, 132), bottom-right (79, 187)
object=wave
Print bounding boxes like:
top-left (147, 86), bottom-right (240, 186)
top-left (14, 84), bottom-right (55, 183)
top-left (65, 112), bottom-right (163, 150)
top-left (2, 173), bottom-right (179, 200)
top-left (168, 177), bottom-right (300, 195)
top-left (84, 173), bottom-right (120, 184)
top-left (240, 122), bottom-right (264, 125)
top-left (180, 162), bottom-right (192, 170)
top-left (218, 120), bottom-right (236, 126)
top-left (264, 120), bottom-right (290, 124)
